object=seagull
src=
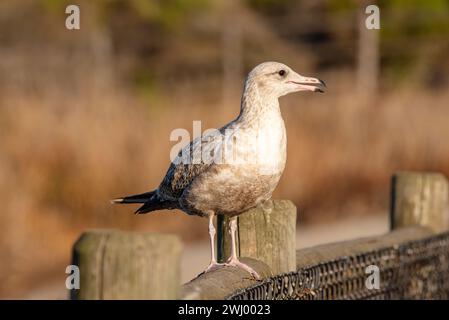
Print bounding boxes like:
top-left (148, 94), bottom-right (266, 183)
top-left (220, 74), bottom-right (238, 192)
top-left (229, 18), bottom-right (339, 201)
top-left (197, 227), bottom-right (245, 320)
top-left (112, 62), bottom-right (325, 279)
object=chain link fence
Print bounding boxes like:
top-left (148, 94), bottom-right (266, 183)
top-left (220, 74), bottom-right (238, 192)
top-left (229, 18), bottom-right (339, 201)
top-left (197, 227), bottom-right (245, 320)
top-left (227, 231), bottom-right (449, 300)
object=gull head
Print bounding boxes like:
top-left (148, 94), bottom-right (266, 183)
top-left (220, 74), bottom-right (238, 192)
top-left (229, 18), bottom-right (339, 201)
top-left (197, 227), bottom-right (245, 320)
top-left (245, 61), bottom-right (326, 98)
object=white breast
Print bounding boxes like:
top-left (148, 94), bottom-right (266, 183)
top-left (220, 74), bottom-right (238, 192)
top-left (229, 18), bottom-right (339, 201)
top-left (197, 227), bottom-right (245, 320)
top-left (254, 115), bottom-right (287, 175)
top-left (220, 111), bottom-right (287, 176)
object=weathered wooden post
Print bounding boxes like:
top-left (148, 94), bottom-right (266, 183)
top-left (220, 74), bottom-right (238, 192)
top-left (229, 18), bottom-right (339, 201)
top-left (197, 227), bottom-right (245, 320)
top-left (71, 230), bottom-right (182, 300)
top-left (217, 199), bottom-right (297, 275)
top-left (390, 172), bottom-right (449, 232)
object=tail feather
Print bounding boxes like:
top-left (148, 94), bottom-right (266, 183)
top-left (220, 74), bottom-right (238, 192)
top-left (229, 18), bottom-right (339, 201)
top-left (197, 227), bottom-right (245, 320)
top-left (111, 190), bottom-right (176, 214)
top-left (134, 201), bottom-right (169, 214)
top-left (111, 191), bottom-right (156, 204)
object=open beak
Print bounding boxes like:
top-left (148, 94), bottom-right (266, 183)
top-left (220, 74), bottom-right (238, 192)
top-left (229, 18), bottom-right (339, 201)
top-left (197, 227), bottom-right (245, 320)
top-left (287, 75), bottom-right (326, 93)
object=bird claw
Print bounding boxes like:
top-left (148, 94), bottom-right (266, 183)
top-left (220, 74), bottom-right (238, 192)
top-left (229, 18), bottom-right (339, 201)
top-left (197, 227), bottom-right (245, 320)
top-left (224, 258), bottom-right (261, 280)
top-left (197, 261), bottom-right (224, 277)
top-left (197, 259), bottom-right (261, 280)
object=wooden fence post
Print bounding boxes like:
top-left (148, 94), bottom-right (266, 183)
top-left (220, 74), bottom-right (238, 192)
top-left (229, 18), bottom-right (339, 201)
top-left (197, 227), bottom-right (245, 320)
top-left (71, 230), bottom-right (182, 300)
top-left (217, 199), bottom-right (297, 275)
top-left (390, 172), bottom-right (449, 233)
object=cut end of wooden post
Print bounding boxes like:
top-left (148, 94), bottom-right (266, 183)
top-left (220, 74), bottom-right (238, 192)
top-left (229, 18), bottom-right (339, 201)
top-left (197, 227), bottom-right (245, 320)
top-left (217, 199), bottom-right (297, 275)
top-left (390, 171), bottom-right (449, 233)
top-left (71, 230), bottom-right (182, 300)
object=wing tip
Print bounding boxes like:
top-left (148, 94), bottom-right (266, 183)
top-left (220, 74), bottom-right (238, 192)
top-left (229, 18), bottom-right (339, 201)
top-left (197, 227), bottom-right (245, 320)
top-left (110, 198), bottom-right (124, 204)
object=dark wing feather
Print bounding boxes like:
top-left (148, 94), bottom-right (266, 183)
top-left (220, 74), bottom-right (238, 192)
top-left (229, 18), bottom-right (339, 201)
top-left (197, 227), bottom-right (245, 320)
top-left (158, 130), bottom-right (223, 200)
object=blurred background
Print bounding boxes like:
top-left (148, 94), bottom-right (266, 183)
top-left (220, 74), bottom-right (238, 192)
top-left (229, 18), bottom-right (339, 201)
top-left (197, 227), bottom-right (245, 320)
top-left (1, 0), bottom-right (449, 298)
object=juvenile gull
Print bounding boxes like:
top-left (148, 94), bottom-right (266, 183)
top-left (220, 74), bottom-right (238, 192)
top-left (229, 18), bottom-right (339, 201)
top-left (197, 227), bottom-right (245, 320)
top-left (112, 62), bottom-right (325, 279)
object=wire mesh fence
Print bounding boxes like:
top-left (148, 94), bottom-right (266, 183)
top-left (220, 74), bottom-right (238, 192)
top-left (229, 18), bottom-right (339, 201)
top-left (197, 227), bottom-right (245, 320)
top-left (227, 231), bottom-right (449, 300)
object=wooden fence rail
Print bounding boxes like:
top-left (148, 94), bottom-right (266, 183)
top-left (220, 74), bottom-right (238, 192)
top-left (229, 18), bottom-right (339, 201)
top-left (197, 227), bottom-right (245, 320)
top-left (70, 171), bottom-right (449, 299)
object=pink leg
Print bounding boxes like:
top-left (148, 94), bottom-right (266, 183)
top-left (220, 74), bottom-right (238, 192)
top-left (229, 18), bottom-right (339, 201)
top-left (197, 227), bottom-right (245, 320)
top-left (200, 212), bottom-right (223, 274)
top-left (225, 217), bottom-right (261, 280)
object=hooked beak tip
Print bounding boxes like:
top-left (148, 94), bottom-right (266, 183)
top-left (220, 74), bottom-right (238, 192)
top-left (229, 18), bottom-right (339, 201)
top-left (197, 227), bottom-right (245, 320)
top-left (319, 79), bottom-right (326, 88)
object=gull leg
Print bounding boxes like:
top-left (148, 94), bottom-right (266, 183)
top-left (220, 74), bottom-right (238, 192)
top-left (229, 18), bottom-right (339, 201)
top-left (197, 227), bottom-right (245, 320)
top-left (200, 212), bottom-right (223, 274)
top-left (228, 217), bottom-right (239, 261)
top-left (225, 217), bottom-right (261, 280)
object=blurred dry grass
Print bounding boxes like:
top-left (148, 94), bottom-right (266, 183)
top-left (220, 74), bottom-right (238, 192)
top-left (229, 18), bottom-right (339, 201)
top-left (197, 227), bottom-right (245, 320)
top-left (1, 71), bottom-right (448, 297)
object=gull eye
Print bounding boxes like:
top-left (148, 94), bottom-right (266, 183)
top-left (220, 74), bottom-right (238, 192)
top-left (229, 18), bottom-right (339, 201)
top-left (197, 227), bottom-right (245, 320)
top-left (278, 70), bottom-right (286, 76)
